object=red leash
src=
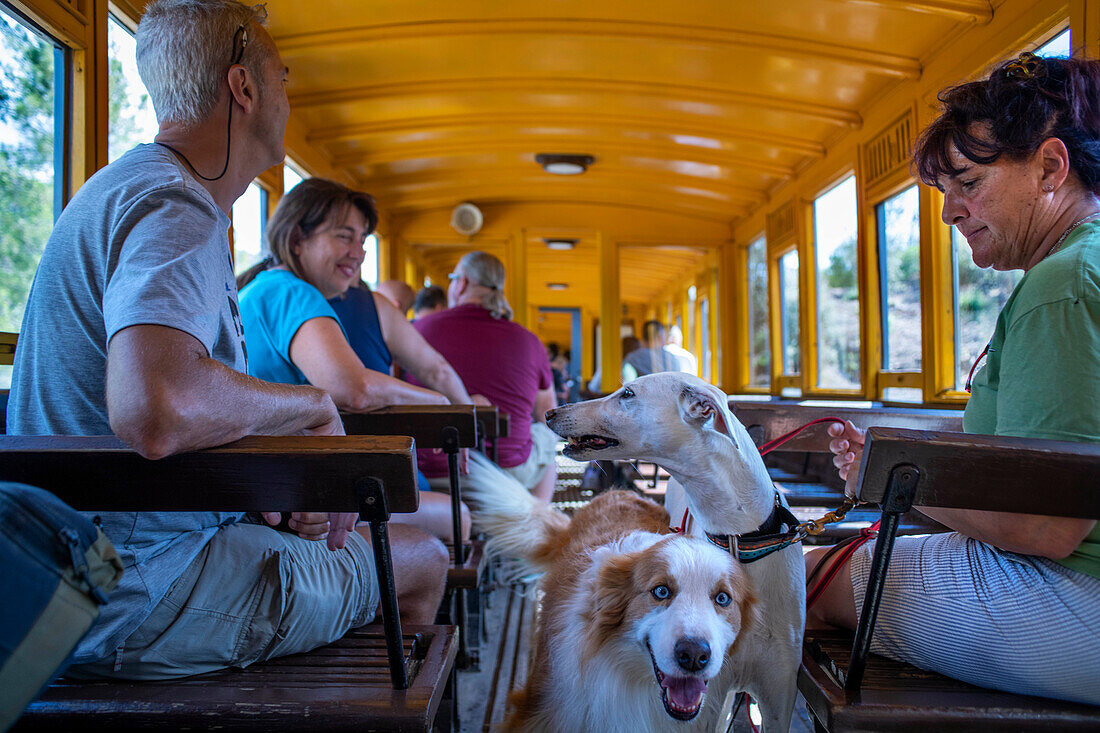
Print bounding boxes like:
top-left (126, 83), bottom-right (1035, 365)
top-left (757, 417), bottom-right (847, 455)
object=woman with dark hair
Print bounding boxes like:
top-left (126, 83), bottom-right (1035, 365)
top-left (807, 52), bottom-right (1100, 705)
top-left (237, 178), bottom-right (471, 542)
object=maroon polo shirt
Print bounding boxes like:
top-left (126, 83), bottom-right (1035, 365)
top-left (410, 303), bottom-right (553, 476)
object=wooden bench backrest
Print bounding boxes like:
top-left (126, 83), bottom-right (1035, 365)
top-left (729, 400), bottom-right (963, 452)
top-left (859, 427), bottom-right (1100, 519)
top-left (341, 404), bottom-right (478, 448)
top-left (473, 405), bottom-right (499, 440)
top-left (0, 434), bottom-right (419, 514)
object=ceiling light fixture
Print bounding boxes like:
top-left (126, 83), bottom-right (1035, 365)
top-left (535, 153), bottom-right (595, 175)
top-left (543, 238), bottom-right (578, 251)
top-left (547, 282), bottom-right (569, 291)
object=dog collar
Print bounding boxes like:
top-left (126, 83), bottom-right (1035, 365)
top-left (704, 491), bottom-right (802, 564)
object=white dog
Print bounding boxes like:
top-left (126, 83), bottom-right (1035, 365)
top-left (545, 373), bottom-right (805, 733)
top-left (460, 465), bottom-right (757, 732)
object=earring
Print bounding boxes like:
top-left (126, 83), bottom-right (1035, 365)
top-left (1043, 184), bottom-right (1055, 192)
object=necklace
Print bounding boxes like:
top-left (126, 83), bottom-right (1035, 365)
top-left (1049, 211), bottom-right (1100, 258)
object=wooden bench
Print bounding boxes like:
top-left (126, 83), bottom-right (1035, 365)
top-left (341, 405), bottom-right (486, 669)
top-left (728, 400), bottom-right (963, 540)
top-left (799, 427), bottom-right (1100, 731)
top-left (0, 434), bottom-right (458, 732)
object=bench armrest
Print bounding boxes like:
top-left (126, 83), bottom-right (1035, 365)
top-left (0, 434), bottom-right (420, 514)
top-left (473, 405), bottom-right (499, 441)
top-left (341, 405), bottom-right (478, 449)
top-left (856, 427), bottom-right (1100, 519)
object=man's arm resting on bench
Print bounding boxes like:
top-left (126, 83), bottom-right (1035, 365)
top-left (107, 324), bottom-right (343, 459)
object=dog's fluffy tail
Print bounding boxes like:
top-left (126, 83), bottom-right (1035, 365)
top-left (460, 451), bottom-right (570, 572)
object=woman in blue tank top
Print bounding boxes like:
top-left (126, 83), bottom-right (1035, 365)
top-left (236, 178), bottom-right (473, 543)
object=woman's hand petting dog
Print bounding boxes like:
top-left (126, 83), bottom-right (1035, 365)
top-left (828, 420), bottom-right (866, 497)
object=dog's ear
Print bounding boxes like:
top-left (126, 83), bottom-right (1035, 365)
top-left (581, 551), bottom-right (639, 662)
top-left (678, 384), bottom-right (739, 449)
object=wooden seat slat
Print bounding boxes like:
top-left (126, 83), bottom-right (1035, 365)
top-left (774, 481), bottom-right (845, 506)
top-left (16, 626), bottom-right (457, 732)
top-left (800, 631), bottom-right (1100, 731)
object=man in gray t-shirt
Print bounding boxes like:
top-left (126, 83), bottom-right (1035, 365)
top-left (8, 144), bottom-right (254, 666)
top-left (7, 0), bottom-right (447, 679)
top-left (623, 319), bottom-right (678, 377)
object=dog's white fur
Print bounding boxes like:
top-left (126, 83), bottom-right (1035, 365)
top-left (546, 373), bottom-right (806, 733)
top-left (458, 453), bottom-right (756, 732)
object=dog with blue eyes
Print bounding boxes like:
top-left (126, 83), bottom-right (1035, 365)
top-left (462, 485), bottom-right (756, 732)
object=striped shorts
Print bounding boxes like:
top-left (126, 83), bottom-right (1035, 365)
top-left (850, 531), bottom-right (1100, 705)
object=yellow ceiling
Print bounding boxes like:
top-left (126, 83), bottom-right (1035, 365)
top-left (266, 0), bottom-right (998, 317)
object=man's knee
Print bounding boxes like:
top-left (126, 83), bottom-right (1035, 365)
top-left (390, 523), bottom-right (449, 581)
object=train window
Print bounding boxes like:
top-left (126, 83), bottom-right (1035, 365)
top-left (686, 285), bottom-right (696, 359)
top-left (1037, 28), bottom-right (1070, 57)
top-left (876, 185), bottom-right (922, 372)
top-left (0, 4), bottom-right (66, 346)
top-left (951, 227), bottom-right (1020, 391)
top-left (779, 249), bottom-right (801, 375)
top-left (107, 14), bottom-right (157, 163)
top-left (699, 297), bottom-right (710, 381)
top-left (813, 176), bottom-right (860, 390)
top-left (362, 233), bottom-right (379, 288)
top-left (284, 158), bottom-right (306, 193)
top-left (231, 182), bottom-right (268, 275)
top-left (747, 236), bottom-right (769, 387)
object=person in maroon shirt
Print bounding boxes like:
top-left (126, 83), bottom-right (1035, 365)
top-left (410, 251), bottom-right (559, 502)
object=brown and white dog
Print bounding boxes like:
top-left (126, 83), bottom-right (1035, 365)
top-left (544, 373), bottom-right (806, 733)
top-left (460, 466), bottom-right (757, 731)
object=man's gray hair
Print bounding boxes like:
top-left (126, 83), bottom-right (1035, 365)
top-left (136, 0), bottom-right (269, 127)
top-left (456, 251), bottom-right (513, 320)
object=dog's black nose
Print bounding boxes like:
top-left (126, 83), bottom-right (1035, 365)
top-left (674, 638), bottom-right (710, 673)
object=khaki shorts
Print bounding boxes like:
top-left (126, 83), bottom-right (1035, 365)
top-left (499, 421), bottom-right (559, 490)
top-left (70, 521), bottom-right (378, 680)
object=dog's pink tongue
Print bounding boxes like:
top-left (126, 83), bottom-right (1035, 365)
top-left (663, 676), bottom-right (707, 710)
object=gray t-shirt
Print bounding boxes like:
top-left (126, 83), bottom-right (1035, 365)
top-left (7, 144), bottom-right (248, 663)
top-left (623, 346), bottom-right (679, 377)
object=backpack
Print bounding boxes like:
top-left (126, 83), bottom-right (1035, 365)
top-left (0, 481), bottom-right (123, 730)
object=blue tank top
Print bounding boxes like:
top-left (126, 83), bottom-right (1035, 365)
top-left (328, 287), bottom-right (393, 374)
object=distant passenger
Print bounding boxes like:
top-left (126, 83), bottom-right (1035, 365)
top-left (411, 251), bottom-right (559, 503)
top-left (376, 278), bottom-right (416, 314)
top-left (664, 325), bottom-right (699, 376)
top-left (6, 0), bottom-right (446, 680)
top-left (412, 284), bottom-right (446, 320)
top-left (585, 335), bottom-right (641, 394)
top-left (623, 319), bottom-right (679, 377)
top-left (236, 178), bottom-right (473, 543)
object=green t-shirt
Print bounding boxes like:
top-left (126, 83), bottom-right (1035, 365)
top-left (963, 220), bottom-right (1100, 579)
